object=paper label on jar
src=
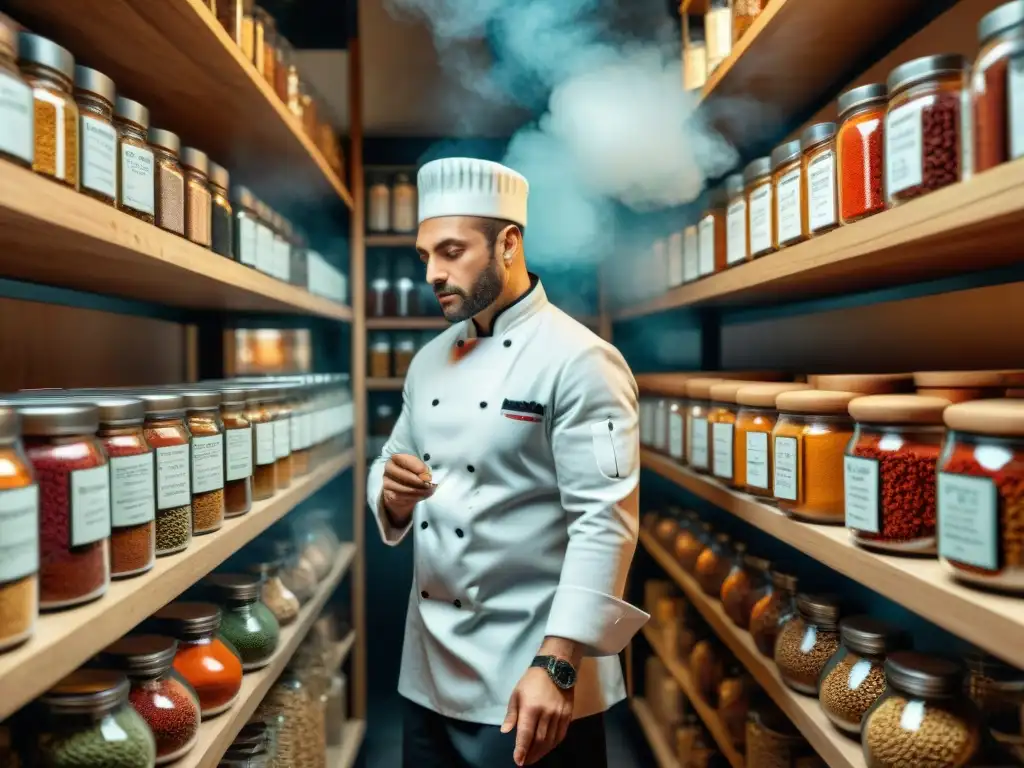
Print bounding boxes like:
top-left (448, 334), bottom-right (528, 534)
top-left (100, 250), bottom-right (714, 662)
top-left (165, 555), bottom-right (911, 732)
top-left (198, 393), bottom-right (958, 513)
top-left (726, 199), bottom-right (746, 265)
top-left (274, 417), bottom-right (291, 458)
top-left (640, 401), bottom-right (653, 445)
top-left (0, 485), bottom-right (39, 582)
top-left (653, 402), bottom-right (667, 450)
top-left (256, 223), bottom-right (275, 275)
top-left (225, 427), bottom-right (253, 482)
top-left (689, 417), bottom-right (709, 469)
top-left (300, 412), bottom-right (313, 450)
top-left (773, 436), bottom-right (798, 500)
top-left (81, 116), bottom-right (117, 199)
top-left (70, 465), bottom-right (112, 547)
top-left (808, 150), bottom-right (836, 231)
top-left (745, 432), bottom-right (769, 489)
top-left (110, 453), bottom-right (156, 527)
top-left (844, 455), bottom-right (880, 533)
top-left (120, 144), bottom-right (155, 215)
top-left (290, 411), bottom-right (303, 451)
top-left (239, 216), bottom-right (258, 266)
top-left (886, 101), bottom-right (924, 196)
top-left (748, 185), bottom-right (772, 254)
top-left (191, 434), bottom-right (225, 494)
top-left (712, 422), bottom-right (733, 479)
top-left (1011, 56), bottom-right (1024, 160)
top-left (698, 216), bottom-right (715, 276)
top-left (667, 232), bottom-right (684, 287)
top-left (255, 422), bottom-right (275, 465)
top-left (775, 167), bottom-right (802, 244)
top-left (0, 72), bottom-right (32, 165)
top-left (937, 472), bottom-right (998, 571)
top-left (156, 444), bottom-right (190, 509)
top-left (668, 411), bottom-right (685, 460)
top-left (275, 238), bottom-right (291, 282)
top-left (683, 227), bottom-right (699, 283)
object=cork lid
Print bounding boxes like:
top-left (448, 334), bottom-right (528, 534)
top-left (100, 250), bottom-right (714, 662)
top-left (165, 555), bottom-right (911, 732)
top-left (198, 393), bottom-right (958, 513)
top-left (736, 383), bottom-right (812, 407)
top-left (913, 370), bottom-right (1011, 388)
top-left (811, 374), bottom-right (912, 394)
top-left (847, 395), bottom-right (951, 425)
top-left (943, 399), bottom-right (1024, 436)
top-left (776, 389), bottom-right (858, 415)
top-left (709, 381), bottom-right (770, 404)
top-left (685, 378), bottom-right (725, 399)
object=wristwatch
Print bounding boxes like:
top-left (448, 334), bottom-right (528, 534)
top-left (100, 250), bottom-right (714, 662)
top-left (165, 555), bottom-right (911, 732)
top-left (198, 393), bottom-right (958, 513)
top-left (531, 655), bottom-right (577, 690)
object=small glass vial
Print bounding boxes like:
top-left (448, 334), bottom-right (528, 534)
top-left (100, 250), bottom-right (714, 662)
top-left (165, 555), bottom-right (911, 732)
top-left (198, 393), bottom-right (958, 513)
top-left (114, 97), bottom-right (155, 223)
top-left (0, 407), bottom-right (38, 652)
top-left (800, 121), bottom-right (838, 237)
top-left (744, 157), bottom-right (773, 259)
top-left (182, 391), bottom-right (225, 536)
top-left (246, 390), bottom-right (277, 501)
top-left (392, 172), bottom-right (417, 233)
top-left (724, 173), bottom-right (747, 268)
top-left (19, 33), bottom-right (79, 188)
top-left (219, 388), bottom-right (253, 518)
top-left (231, 184), bottom-right (259, 268)
top-left (73, 66), bottom-right (117, 206)
top-left (837, 82), bottom-right (887, 224)
top-left (0, 19), bottom-right (33, 169)
top-left (210, 161), bottom-right (234, 258)
top-left (771, 139), bottom-right (804, 249)
top-left (698, 187), bottom-right (728, 277)
top-left (148, 127), bottom-right (186, 236)
top-left (182, 147), bottom-right (213, 248)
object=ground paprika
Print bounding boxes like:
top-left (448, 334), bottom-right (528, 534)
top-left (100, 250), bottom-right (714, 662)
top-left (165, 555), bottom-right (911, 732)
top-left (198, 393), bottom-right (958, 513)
top-left (836, 83), bottom-right (887, 224)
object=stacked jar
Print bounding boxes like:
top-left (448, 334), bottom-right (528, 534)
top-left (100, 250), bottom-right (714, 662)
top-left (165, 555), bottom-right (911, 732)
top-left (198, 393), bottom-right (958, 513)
top-left (0, 407), bottom-right (38, 652)
top-left (735, 383), bottom-right (811, 498)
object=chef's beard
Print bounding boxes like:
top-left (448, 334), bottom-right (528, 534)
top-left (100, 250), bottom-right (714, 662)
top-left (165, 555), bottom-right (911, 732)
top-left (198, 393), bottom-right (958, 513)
top-left (435, 252), bottom-right (504, 323)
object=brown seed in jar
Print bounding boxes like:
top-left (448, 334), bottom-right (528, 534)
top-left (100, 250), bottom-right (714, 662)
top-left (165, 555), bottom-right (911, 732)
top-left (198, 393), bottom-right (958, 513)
top-left (865, 695), bottom-right (978, 766)
top-left (819, 656), bottom-right (887, 727)
top-left (192, 489), bottom-right (224, 534)
top-left (774, 618), bottom-right (840, 694)
top-left (0, 576), bottom-right (36, 648)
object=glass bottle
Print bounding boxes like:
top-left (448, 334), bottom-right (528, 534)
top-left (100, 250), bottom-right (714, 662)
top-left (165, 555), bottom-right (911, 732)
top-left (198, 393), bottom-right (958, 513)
top-left (137, 393), bottom-right (193, 557)
top-left (774, 593), bottom-right (842, 695)
top-left (394, 256), bottom-right (419, 317)
top-left (114, 97), bottom-right (155, 223)
top-left (148, 128), bottom-right (186, 236)
top-left (800, 122), bottom-right (838, 238)
top-left (369, 259), bottom-right (395, 317)
top-left (73, 66), bottom-right (117, 206)
top-left (181, 391), bottom-right (226, 535)
top-left (744, 157), bottom-right (773, 259)
top-left (0, 19), bottom-right (33, 169)
top-left (0, 407), bottom-right (38, 651)
top-left (368, 174), bottom-right (391, 232)
top-left (392, 172), bottom-right (417, 233)
top-left (771, 139), bottom-right (804, 249)
top-left (837, 82), bottom-right (887, 224)
top-left (232, 184), bottom-right (259, 268)
top-left (219, 388), bottom-right (253, 518)
top-left (19, 33), bottom-right (78, 188)
top-left (183, 147), bottom-right (213, 248)
top-left (210, 161), bottom-right (234, 258)
top-left (202, 573), bottom-right (281, 671)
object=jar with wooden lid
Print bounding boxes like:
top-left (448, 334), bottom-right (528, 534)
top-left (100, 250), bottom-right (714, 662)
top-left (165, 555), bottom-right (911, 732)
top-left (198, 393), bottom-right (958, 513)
top-left (0, 407), bottom-right (38, 651)
top-left (695, 532), bottom-right (734, 597)
top-left (939, 399), bottom-right (1024, 593)
top-left (114, 97), bottom-right (155, 223)
top-left (749, 568), bottom-right (798, 657)
top-left (966, 648), bottom-right (1024, 761)
top-left (138, 393), bottom-right (192, 557)
top-left (183, 147), bottom-right (213, 248)
top-left (246, 391), bottom-right (277, 501)
top-left (73, 66), bottom-right (117, 206)
top-left (885, 54), bottom-right (968, 205)
top-left (0, 19), bottom-right (33, 170)
top-left (181, 391), bottom-right (226, 535)
top-left (708, 380), bottom-right (759, 486)
top-left (271, 387), bottom-right (293, 490)
top-left (686, 378), bottom-right (724, 474)
top-left (19, 33), bottom-right (78, 188)
top-left (219, 388), bottom-right (252, 518)
top-left (724, 173), bottom-right (748, 268)
top-left (210, 161), bottom-right (234, 258)
top-left (811, 372), bottom-right (914, 394)
top-left (744, 157), bottom-right (773, 259)
top-left (800, 122), bottom-right (838, 237)
top-left (837, 82), bottom-right (887, 224)
top-left (771, 139), bottom-right (804, 249)
top-left (698, 187), bottom-right (728, 277)
top-left (232, 185), bottom-right (259, 268)
top-left (774, 593), bottom-right (842, 695)
top-left (772, 389), bottom-right (858, 523)
top-left (148, 128), bottom-right (186, 236)
top-left (736, 383), bottom-right (811, 498)
top-left (845, 395), bottom-right (950, 554)
top-left (674, 516), bottom-right (710, 574)
top-left (863, 652), bottom-right (982, 767)
top-left (914, 370), bottom-right (1013, 403)
top-left (721, 552), bottom-right (770, 629)
top-left (973, 2), bottom-right (1024, 174)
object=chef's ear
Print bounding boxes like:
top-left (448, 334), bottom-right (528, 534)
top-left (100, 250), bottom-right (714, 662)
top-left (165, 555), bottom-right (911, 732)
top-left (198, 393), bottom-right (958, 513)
top-left (500, 225), bottom-right (523, 264)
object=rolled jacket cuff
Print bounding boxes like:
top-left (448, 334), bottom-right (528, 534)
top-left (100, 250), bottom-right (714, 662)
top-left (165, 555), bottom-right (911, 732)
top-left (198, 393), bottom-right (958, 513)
top-left (545, 584), bottom-right (650, 657)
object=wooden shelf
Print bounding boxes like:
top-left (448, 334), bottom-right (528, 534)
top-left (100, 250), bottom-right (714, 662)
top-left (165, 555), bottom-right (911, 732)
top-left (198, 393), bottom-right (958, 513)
top-left (367, 377), bottom-right (405, 391)
top-left (367, 234), bottom-right (418, 247)
top-left (640, 530), bottom-right (864, 768)
top-left (630, 697), bottom-right (681, 768)
top-left (7, 0), bottom-right (352, 209)
top-left (0, 450), bottom-right (355, 721)
top-left (640, 625), bottom-right (744, 768)
top-left (0, 163), bottom-right (351, 319)
top-left (366, 317), bottom-right (448, 331)
top-left (617, 160), bottom-right (1024, 319)
top-left (640, 448), bottom-right (1024, 669)
top-left (327, 720), bottom-right (367, 768)
top-left (180, 545), bottom-right (358, 768)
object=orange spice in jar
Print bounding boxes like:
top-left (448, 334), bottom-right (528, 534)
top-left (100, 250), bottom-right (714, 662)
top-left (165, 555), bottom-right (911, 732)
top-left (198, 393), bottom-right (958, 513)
top-left (685, 378), bottom-right (725, 474)
top-left (913, 370), bottom-right (1015, 404)
top-left (219, 388), bottom-right (252, 518)
top-left (772, 389), bottom-right (858, 523)
top-left (675, 520), bottom-right (711, 574)
top-left (0, 407), bottom-right (38, 652)
top-left (736, 383), bottom-right (812, 498)
top-left (695, 532), bottom-right (734, 597)
top-left (708, 381), bottom-right (763, 487)
top-left (182, 391), bottom-right (226, 535)
top-left (246, 390), bottom-right (276, 502)
top-left (19, 33), bottom-right (79, 189)
top-left (810, 373), bottom-right (914, 395)
top-left (837, 83), bottom-right (887, 225)
top-left (721, 552), bottom-right (770, 630)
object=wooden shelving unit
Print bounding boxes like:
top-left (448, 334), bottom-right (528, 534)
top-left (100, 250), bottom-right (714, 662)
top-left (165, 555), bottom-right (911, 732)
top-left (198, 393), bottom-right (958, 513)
top-left (640, 448), bottom-right (1024, 668)
top-left (640, 530), bottom-right (865, 768)
top-left (366, 234), bottom-right (418, 247)
top-left (327, 721), bottom-right (368, 768)
top-left (366, 317), bottom-right (448, 331)
top-left (630, 697), bottom-right (681, 768)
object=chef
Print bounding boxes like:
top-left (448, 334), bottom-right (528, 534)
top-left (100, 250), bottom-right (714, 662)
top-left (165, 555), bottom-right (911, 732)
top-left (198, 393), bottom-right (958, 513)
top-left (368, 157), bottom-right (648, 768)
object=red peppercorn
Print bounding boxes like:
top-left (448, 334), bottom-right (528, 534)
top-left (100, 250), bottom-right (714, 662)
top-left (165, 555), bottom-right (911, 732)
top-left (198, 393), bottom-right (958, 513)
top-left (851, 437), bottom-right (940, 545)
top-left (128, 675), bottom-right (201, 760)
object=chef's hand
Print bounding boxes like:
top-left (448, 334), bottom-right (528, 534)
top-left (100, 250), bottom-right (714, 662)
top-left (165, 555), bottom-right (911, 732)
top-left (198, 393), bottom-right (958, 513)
top-left (381, 453), bottom-right (434, 527)
top-left (500, 667), bottom-right (574, 766)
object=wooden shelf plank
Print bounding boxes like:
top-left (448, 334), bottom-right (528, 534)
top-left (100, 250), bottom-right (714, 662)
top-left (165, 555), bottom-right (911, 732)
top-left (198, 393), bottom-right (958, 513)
top-left (7, 0), bottom-right (352, 209)
top-left (0, 163), bottom-right (351, 320)
top-left (366, 317), bottom-right (448, 331)
top-left (616, 160), bottom-right (1024, 319)
top-left (630, 697), bottom-right (682, 768)
top-left (640, 624), bottom-right (744, 768)
top-left (367, 234), bottom-right (418, 247)
top-left (367, 377), bottom-right (405, 391)
top-left (0, 450), bottom-right (355, 721)
top-left (180, 545), bottom-right (358, 768)
top-left (640, 448), bottom-right (1024, 669)
top-left (639, 530), bottom-right (864, 768)
top-left (327, 720), bottom-right (367, 768)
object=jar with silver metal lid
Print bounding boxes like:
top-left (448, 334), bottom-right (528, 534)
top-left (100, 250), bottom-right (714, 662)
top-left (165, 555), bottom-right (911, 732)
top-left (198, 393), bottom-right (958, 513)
top-left (773, 593), bottom-right (842, 695)
top-left (73, 66), bottom-right (117, 206)
top-left (837, 82), bottom-right (887, 224)
top-left (115, 97), bottom-right (155, 223)
top-left (149, 127), bottom-right (186, 236)
top-left (0, 19), bottom-right (33, 169)
top-left (724, 173), bottom-right (747, 267)
top-left (744, 156), bottom-right (773, 259)
top-left (972, 1), bottom-right (1024, 173)
top-left (232, 185), bottom-right (259, 268)
top-left (181, 390), bottom-right (225, 535)
top-left (771, 139), bottom-right (804, 249)
top-left (210, 161), bottom-right (234, 258)
top-left (0, 406), bottom-right (38, 651)
top-left (800, 122), bottom-right (837, 238)
top-left (19, 33), bottom-right (78, 188)
top-left (255, 200), bottom-right (276, 275)
top-left (183, 146), bottom-right (213, 248)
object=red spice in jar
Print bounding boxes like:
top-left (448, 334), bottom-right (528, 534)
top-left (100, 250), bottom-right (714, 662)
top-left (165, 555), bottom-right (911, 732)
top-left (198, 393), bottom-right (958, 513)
top-left (129, 676), bottom-right (201, 761)
top-left (837, 83), bottom-right (886, 224)
top-left (850, 438), bottom-right (940, 545)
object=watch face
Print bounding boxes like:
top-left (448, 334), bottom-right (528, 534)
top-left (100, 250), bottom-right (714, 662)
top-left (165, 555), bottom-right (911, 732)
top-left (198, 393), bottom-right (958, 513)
top-left (551, 659), bottom-right (576, 689)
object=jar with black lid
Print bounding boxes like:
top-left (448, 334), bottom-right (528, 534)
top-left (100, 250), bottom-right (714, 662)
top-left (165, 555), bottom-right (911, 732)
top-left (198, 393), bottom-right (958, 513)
top-left (210, 161), bottom-right (234, 258)
top-left (183, 146), bottom-right (213, 248)
top-left (19, 33), bottom-right (79, 188)
top-left (0, 19), bottom-right (33, 169)
top-left (149, 127), bottom-right (186, 236)
top-left (73, 66), bottom-right (117, 206)
top-left (181, 390), bottom-right (225, 535)
top-left (202, 573), bottom-right (281, 671)
top-left (114, 97), bottom-right (155, 222)
top-left (220, 388), bottom-right (253, 518)
top-left (232, 184), bottom-right (259, 268)
top-left (774, 593), bottom-right (842, 695)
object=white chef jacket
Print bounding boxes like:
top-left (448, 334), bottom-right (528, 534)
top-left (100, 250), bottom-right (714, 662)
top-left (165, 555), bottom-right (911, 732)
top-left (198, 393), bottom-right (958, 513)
top-left (368, 276), bottom-right (649, 725)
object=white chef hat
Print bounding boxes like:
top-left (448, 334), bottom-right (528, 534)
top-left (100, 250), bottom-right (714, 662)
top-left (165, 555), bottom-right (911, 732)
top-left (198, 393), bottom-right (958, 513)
top-left (417, 157), bottom-right (528, 227)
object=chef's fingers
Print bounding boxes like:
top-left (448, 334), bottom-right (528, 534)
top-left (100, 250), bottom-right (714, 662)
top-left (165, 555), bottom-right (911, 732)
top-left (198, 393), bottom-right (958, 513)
top-left (500, 690), bottom-right (519, 734)
top-left (524, 711), bottom-right (553, 764)
top-left (383, 461), bottom-right (432, 491)
top-left (390, 452), bottom-right (431, 476)
top-left (513, 707), bottom-right (538, 767)
top-left (554, 709), bottom-right (571, 750)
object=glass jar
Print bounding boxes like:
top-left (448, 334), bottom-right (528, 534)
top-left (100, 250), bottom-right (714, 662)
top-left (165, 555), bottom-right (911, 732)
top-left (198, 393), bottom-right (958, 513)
top-left (819, 616), bottom-right (907, 734)
top-left (845, 395), bottom-right (949, 554)
top-left (250, 560), bottom-right (300, 626)
top-left (392, 172), bottom-right (418, 233)
top-left (863, 652), bottom-right (982, 767)
top-left (210, 161), bottom-right (234, 258)
top-left (771, 139), bottom-right (804, 249)
top-left (203, 573), bottom-right (281, 671)
top-left (717, 665), bottom-right (752, 748)
top-left (114, 97), bottom-right (155, 223)
top-left (274, 34), bottom-right (291, 102)
top-left (724, 173), bottom-right (748, 268)
top-left (746, 707), bottom-right (812, 767)
top-left (20, 33), bottom-right (79, 188)
top-left (240, 0), bottom-right (257, 63)
top-left (96, 635), bottom-right (202, 764)
top-left (148, 127), bottom-right (186, 236)
top-left (705, 0), bottom-right (733, 73)
top-left (367, 174), bottom-right (391, 232)
top-left (220, 388), bottom-right (253, 518)
top-left (674, 518), bottom-right (711, 574)
top-left (698, 187), bottom-right (728, 278)
top-left (683, 29), bottom-right (707, 92)
top-left (289, 388), bottom-right (312, 478)
top-left (966, 648), bottom-right (1024, 761)
top-left (800, 122), bottom-right (838, 237)
top-left (369, 334), bottom-right (392, 378)
top-left (749, 569), bottom-right (797, 657)
top-left (837, 82), bottom-right (887, 224)
top-left (721, 552), bottom-right (770, 630)
top-left (732, 0), bottom-right (766, 43)
top-left (232, 185), bottom-right (259, 268)
top-left (254, 200), bottom-right (275, 275)
top-left (973, 3), bottom-right (1024, 173)
top-left (774, 593), bottom-right (842, 695)
top-left (0, 407), bottom-right (38, 651)
top-left (686, 378), bottom-right (723, 473)
top-left (247, 390), bottom-right (277, 501)
top-left (73, 66), bottom-right (117, 206)
top-left (744, 157), bottom-right (773, 258)
top-left (651, 397), bottom-right (669, 454)
top-left (183, 147), bottom-right (213, 248)
top-left (182, 391), bottom-right (226, 535)
top-left (772, 389), bottom-right (858, 523)
top-left (251, 5), bottom-right (267, 72)
top-left (268, 388), bottom-right (293, 490)
top-left (667, 397), bottom-right (687, 463)
top-left (147, 602), bottom-right (244, 717)
top-left (639, 396), bottom-right (655, 448)
top-left (736, 383), bottom-right (810, 498)
top-left (689, 636), bottom-right (725, 704)
top-left (217, 0), bottom-right (246, 47)
top-left (138, 394), bottom-right (193, 556)
top-left (708, 381), bottom-right (755, 485)
top-left (0, 21), bottom-right (33, 169)
top-left (695, 532), bottom-right (734, 597)
top-left (938, 399), bottom-right (1024, 593)
top-left (885, 54), bottom-right (967, 205)
top-left (394, 335), bottom-right (417, 378)
top-left (683, 224), bottom-right (699, 284)
top-left (36, 670), bottom-right (156, 767)
top-left (258, 669), bottom-right (327, 766)
top-left (273, 539), bottom-right (317, 604)
top-left (272, 213), bottom-right (291, 283)
top-left (20, 404), bottom-right (109, 610)
top-left (914, 369), bottom-right (1011, 404)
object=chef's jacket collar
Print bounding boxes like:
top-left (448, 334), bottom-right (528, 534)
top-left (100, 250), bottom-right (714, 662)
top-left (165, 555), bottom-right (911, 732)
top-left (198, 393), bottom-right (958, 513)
top-left (467, 273), bottom-right (546, 339)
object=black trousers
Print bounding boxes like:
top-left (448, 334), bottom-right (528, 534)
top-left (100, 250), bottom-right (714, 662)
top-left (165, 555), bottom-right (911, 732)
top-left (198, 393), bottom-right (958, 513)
top-left (401, 698), bottom-right (608, 768)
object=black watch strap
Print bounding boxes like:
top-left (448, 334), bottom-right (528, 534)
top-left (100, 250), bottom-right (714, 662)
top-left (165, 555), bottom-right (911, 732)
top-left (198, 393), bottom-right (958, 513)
top-left (532, 655), bottom-right (577, 690)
